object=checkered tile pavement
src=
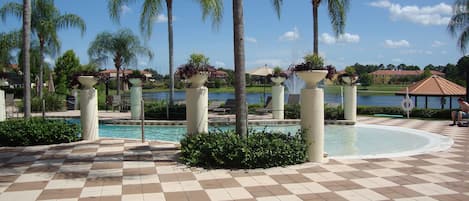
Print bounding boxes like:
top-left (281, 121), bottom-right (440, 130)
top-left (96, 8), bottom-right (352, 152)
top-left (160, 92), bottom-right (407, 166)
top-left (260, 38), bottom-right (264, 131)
top-left (0, 117), bottom-right (468, 201)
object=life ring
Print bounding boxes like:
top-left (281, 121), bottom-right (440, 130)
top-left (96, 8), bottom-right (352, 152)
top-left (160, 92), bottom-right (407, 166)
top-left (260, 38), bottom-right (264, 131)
top-left (401, 98), bottom-right (414, 112)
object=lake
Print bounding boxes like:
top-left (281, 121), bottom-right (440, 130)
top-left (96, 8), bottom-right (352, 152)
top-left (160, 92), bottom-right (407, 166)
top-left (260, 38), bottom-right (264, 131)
top-left (143, 91), bottom-right (460, 109)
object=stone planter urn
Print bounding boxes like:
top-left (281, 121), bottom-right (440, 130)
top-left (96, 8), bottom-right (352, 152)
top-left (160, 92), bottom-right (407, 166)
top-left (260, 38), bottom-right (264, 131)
top-left (341, 75), bottom-right (359, 85)
top-left (186, 71), bottom-right (209, 135)
top-left (271, 77), bottom-right (286, 86)
top-left (296, 70), bottom-right (328, 89)
top-left (129, 78), bottom-right (143, 120)
top-left (78, 76), bottom-right (98, 89)
top-left (78, 76), bottom-right (99, 141)
top-left (188, 72), bottom-right (209, 88)
top-left (297, 70), bottom-right (328, 163)
top-left (270, 76), bottom-right (286, 120)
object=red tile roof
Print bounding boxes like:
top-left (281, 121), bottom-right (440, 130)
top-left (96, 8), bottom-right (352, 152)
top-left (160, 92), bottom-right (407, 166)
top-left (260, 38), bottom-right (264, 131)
top-left (396, 75), bottom-right (466, 96)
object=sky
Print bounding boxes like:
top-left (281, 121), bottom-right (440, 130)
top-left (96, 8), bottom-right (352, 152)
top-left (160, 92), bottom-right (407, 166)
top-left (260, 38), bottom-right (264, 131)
top-left (0, 0), bottom-right (464, 74)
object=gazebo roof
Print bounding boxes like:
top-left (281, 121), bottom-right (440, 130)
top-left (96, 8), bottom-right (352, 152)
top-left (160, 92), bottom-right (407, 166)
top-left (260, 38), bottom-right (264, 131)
top-left (396, 75), bottom-right (466, 96)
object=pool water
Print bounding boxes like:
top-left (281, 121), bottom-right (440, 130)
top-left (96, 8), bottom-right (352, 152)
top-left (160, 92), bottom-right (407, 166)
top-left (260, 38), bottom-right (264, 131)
top-left (98, 123), bottom-right (452, 158)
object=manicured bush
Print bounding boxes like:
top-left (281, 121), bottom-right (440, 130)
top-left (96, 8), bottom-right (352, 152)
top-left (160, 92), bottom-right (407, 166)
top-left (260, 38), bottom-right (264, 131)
top-left (145, 101), bottom-right (186, 120)
top-left (180, 130), bottom-right (307, 169)
top-left (0, 118), bottom-right (81, 146)
top-left (285, 104), bottom-right (300, 119)
top-left (357, 106), bottom-right (451, 119)
top-left (31, 93), bottom-right (65, 112)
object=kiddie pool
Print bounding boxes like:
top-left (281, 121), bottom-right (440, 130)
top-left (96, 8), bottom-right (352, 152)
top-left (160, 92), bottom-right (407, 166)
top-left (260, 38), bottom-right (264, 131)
top-left (95, 122), bottom-right (453, 159)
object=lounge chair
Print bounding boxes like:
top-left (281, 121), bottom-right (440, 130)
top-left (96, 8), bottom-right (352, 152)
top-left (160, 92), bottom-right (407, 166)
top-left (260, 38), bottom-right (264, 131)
top-left (208, 101), bottom-right (224, 112)
top-left (212, 99), bottom-right (236, 114)
top-left (256, 96), bottom-right (272, 114)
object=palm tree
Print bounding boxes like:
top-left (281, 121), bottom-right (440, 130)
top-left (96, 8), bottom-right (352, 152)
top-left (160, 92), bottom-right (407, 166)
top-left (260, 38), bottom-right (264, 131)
top-left (88, 29), bottom-right (153, 96)
top-left (23, 0), bottom-right (31, 118)
top-left (312, 0), bottom-right (349, 54)
top-left (448, 0), bottom-right (469, 99)
top-left (108, 0), bottom-right (223, 105)
top-left (0, 0), bottom-right (86, 109)
top-left (233, 0), bottom-right (282, 136)
top-left (0, 30), bottom-right (21, 70)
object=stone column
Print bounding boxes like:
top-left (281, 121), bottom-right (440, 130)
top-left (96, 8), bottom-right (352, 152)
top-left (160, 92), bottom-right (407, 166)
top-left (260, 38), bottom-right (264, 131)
top-left (129, 78), bottom-right (143, 120)
top-left (344, 85), bottom-right (357, 122)
top-left (271, 77), bottom-right (285, 120)
top-left (297, 70), bottom-right (327, 163)
top-left (0, 90), bottom-right (5, 121)
top-left (79, 76), bottom-right (99, 141)
top-left (186, 73), bottom-right (208, 135)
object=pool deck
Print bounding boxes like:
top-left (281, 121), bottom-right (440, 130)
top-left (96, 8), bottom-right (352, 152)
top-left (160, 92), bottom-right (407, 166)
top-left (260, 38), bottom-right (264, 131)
top-left (0, 116), bottom-right (468, 201)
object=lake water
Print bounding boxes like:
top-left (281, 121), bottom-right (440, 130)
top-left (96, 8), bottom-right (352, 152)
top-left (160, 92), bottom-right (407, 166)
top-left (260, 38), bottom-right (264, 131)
top-left (143, 91), bottom-right (460, 109)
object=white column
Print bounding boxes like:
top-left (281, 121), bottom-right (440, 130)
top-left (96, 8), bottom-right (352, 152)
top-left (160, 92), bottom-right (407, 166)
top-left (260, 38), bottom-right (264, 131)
top-left (301, 88), bottom-right (324, 162)
top-left (0, 90), bottom-right (5, 121)
top-left (79, 76), bottom-right (99, 141)
top-left (130, 79), bottom-right (142, 120)
top-left (186, 87), bottom-right (208, 134)
top-left (344, 85), bottom-right (357, 122)
top-left (272, 85), bottom-right (284, 119)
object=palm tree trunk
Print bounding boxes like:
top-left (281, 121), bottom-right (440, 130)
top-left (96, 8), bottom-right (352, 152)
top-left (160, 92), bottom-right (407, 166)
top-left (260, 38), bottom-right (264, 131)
top-left (313, 0), bottom-right (319, 55)
top-left (39, 37), bottom-right (45, 115)
top-left (167, 0), bottom-right (174, 105)
top-left (22, 0), bottom-right (31, 118)
top-left (233, 0), bottom-right (247, 137)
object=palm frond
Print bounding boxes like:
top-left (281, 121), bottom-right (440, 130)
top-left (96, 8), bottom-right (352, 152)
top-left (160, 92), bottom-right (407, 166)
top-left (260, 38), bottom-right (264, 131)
top-left (108, 0), bottom-right (136, 23)
top-left (196, 0), bottom-right (224, 29)
top-left (56, 14), bottom-right (86, 36)
top-left (327, 0), bottom-right (349, 37)
top-left (270, 0), bottom-right (282, 19)
top-left (0, 2), bottom-right (23, 22)
top-left (140, 0), bottom-right (163, 39)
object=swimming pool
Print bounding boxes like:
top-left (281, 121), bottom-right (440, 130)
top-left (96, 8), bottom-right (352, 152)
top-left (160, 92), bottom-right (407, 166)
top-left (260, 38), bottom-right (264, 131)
top-left (98, 123), bottom-right (452, 159)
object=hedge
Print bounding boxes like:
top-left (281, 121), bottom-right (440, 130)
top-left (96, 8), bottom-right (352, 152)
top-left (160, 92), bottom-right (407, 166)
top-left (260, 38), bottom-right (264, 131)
top-left (0, 118), bottom-right (81, 146)
top-left (180, 130), bottom-right (307, 169)
top-left (145, 102), bottom-right (186, 120)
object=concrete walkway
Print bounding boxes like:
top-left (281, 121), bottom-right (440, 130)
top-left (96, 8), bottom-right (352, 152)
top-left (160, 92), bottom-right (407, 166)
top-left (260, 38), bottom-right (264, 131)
top-left (0, 117), bottom-right (467, 201)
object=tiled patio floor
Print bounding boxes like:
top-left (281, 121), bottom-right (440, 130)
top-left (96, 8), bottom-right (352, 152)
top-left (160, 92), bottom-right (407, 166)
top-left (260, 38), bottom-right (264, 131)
top-left (0, 117), bottom-right (468, 201)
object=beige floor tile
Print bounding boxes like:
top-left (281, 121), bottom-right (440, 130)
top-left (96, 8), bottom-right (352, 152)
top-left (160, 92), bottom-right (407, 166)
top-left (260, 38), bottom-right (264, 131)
top-left (418, 165), bottom-right (459, 173)
top-left (15, 172), bottom-right (55, 183)
top-left (352, 177), bottom-right (399, 188)
top-left (0, 190), bottom-right (42, 201)
top-left (404, 183), bottom-right (458, 196)
top-left (413, 173), bottom-right (459, 183)
top-left (365, 168), bottom-right (405, 177)
top-left (45, 178), bottom-right (86, 189)
top-left (336, 189), bottom-right (388, 201)
top-left (394, 196), bottom-right (439, 201)
top-left (235, 176), bottom-right (277, 187)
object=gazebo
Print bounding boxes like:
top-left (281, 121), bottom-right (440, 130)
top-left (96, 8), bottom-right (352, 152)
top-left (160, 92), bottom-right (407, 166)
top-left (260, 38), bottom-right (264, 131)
top-left (395, 75), bottom-right (466, 109)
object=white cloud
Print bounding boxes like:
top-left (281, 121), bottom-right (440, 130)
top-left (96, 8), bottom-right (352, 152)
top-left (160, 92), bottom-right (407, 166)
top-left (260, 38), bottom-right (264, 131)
top-left (245, 37), bottom-right (257, 43)
top-left (120, 5), bottom-right (132, 14)
top-left (369, 0), bottom-right (452, 26)
top-left (279, 27), bottom-right (300, 41)
top-left (384, 39), bottom-right (410, 48)
top-left (392, 58), bottom-right (403, 63)
top-left (432, 40), bottom-right (445, 47)
top-left (400, 49), bottom-right (433, 55)
top-left (369, 0), bottom-right (391, 8)
top-left (153, 14), bottom-right (170, 23)
top-left (319, 33), bottom-right (360, 44)
top-left (215, 61), bottom-right (226, 67)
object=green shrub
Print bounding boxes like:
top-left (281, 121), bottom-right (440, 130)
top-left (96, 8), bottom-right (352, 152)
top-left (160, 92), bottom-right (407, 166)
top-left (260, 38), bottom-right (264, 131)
top-left (180, 130), bottom-right (307, 169)
top-left (248, 103), bottom-right (263, 114)
top-left (145, 101), bottom-right (186, 120)
top-left (0, 118), bottom-right (81, 146)
top-left (285, 104), bottom-right (344, 120)
top-left (285, 104), bottom-right (300, 119)
top-left (357, 106), bottom-right (451, 119)
top-left (31, 93), bottom-right (65, 112)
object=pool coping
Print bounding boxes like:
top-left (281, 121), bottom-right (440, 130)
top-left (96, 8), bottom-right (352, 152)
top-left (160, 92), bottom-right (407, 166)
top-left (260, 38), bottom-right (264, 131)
top-left (100, 119), bottom-right (356, 126)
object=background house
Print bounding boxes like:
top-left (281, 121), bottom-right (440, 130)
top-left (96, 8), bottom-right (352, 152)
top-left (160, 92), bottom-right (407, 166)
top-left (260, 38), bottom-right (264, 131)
top-left (370, 70), bottom-right (445, 84)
